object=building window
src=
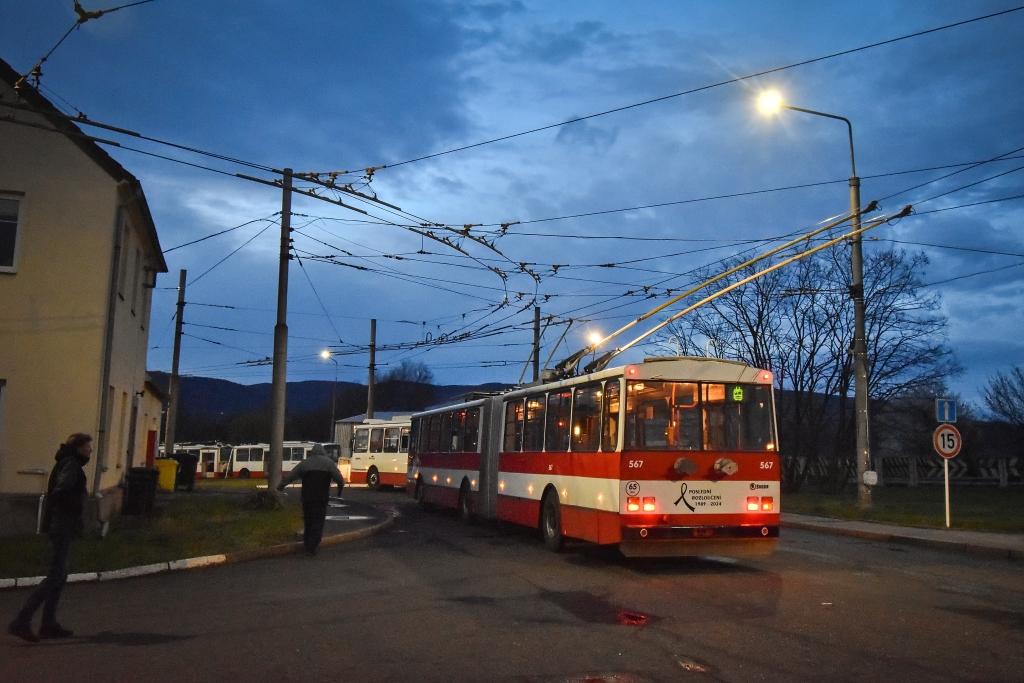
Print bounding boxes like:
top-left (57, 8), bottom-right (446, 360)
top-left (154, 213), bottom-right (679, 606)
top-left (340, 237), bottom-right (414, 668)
top-left (0, 195), bottom-right (22, 272)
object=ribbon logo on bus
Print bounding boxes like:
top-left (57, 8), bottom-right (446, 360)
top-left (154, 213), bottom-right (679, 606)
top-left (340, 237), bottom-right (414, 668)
top-left (674, 482), bottom-right (696, 512)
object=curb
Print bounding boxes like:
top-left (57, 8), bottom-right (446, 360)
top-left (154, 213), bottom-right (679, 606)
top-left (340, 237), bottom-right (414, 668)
top-left (784, 519), bottom-right (1023, 561)
top-left (2, 512), bottom-right (396, 590)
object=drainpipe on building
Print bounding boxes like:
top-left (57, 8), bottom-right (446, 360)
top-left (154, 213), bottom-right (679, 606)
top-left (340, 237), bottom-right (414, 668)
top-left (93, 186), bottom-right (129, 498)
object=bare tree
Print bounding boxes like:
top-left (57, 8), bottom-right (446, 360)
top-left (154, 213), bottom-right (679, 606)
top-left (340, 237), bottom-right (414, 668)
top-left (654, 247), bottom-right (960, 492)
top-left (983, 366), bottom-right (1024, 427)
top-left (376, 360), bottom-right (436, 410)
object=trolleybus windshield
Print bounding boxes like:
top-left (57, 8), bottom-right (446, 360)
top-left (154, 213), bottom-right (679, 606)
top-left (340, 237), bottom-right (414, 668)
top-left (625, 380), bottom-right (774, 451)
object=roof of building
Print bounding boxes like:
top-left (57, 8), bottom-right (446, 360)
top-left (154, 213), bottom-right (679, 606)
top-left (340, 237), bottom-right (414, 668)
top-left (337, 412), bottom-right (414, 424)
top-left (0, 57), bottom-right (168, 273)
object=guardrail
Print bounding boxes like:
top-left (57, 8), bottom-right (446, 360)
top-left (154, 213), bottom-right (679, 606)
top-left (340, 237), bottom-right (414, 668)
top-left (875, 455), bottom-right (1021, 488)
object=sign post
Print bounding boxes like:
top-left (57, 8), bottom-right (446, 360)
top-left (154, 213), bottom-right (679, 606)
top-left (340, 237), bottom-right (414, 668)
top-left (933, 423), bottom-right (962, 528)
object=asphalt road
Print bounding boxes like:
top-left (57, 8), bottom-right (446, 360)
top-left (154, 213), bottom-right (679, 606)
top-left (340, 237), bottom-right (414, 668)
top-left (2, 488), bottom-right (1022, 682)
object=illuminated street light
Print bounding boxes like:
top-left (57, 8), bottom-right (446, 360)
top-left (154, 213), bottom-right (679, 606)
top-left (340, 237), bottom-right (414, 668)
top-left (587, 331), bottom-right (603, 347)
top-left (320, 349), bottom-right (339, 442)
top-left (757, 90), bottom-right (874, 510)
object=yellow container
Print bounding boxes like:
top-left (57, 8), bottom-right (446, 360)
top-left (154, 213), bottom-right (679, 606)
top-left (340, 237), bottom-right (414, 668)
top-left (155, 459), bottom-right (178, 492)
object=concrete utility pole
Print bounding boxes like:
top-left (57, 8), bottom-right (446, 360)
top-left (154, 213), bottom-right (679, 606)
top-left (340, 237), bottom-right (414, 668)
top-left (163, 269), bottom-right (187, 463)
top-left (533, 306), bottom-right (541, 382)
top-left (366, 318), bottom-right (376, 419)
top-left (268, 169), bottom-right (293, 494)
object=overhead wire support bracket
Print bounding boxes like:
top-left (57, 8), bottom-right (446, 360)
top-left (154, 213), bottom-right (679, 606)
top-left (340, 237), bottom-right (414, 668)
top-left (236, 173), bottom-right (369, 215)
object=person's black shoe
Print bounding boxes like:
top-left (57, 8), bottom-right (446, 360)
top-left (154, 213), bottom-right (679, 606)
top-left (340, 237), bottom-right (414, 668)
top-left (8, 619), bottom-right (39, 643)
top-left (39, 623), bottom-right (74, 639)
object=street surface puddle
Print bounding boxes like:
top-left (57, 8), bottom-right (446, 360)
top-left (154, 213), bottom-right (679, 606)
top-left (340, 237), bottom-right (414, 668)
top-left (539, 589), bottom-right (659, 626)
top-left (324, 515), bottom-right (373, 521)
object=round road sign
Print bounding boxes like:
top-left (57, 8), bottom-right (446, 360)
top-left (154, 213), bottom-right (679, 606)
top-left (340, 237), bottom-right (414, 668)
top-left (933, 423), bottom-right (962, 459)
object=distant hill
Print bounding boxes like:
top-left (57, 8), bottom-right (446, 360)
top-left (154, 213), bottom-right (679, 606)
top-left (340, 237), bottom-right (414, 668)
top-left (148, 372), bottom-right (511, 419)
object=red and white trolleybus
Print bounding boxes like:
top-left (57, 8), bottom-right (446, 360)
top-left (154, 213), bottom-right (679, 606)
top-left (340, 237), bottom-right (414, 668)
top-left (408, 356), bottom-right (780, 557)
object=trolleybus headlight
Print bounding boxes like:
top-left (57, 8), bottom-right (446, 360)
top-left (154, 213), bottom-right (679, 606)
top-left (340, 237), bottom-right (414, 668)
top-left (761, 497), bottom-right (774, 511)
top-left (746, 496), bottom-right (760, 511)
top-left (627, 497), bottom-right (640, 512)
top-left (642, 497), bottom-right (656, 512)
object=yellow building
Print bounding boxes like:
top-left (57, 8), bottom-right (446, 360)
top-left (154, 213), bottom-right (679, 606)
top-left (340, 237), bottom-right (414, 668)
top-left (0, 59), bottom-right (168, 533)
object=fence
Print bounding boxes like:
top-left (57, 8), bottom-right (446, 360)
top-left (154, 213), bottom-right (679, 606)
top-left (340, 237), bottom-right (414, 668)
top-left (875, 455), bottom-right (1021, 488)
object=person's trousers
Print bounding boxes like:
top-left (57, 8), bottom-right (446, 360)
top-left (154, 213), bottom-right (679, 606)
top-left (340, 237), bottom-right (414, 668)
top-left (15, 530), bottom-right (73, 626)
top-left (301, 496), bottom-right (329, 553)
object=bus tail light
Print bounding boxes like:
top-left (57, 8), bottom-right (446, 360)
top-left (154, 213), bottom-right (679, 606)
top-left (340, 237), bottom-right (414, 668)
top-left (627, 497), bottom-right (640, 512)
top-left (761, 497), bottom-right (774, 511)
top-left (746, 496), bottom-right (760, 511)
top-left (642, 497), bottom-right (656, 512)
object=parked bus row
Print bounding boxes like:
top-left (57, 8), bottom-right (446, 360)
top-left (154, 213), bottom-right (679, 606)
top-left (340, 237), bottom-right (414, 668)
top-left (407, 357), bottom-right (781, 558)
top-left (159, 415), bottom-right (412, 486)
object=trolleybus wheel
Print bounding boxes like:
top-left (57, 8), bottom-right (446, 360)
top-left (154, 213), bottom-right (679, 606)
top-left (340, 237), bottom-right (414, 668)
top-left (540, 492), bottom-right (564, 552)
top-left (458, 481), bottom-right (473, 523)
top-left (366, 467), bottom-right (380, 490)
top-left (238, 469), bottom-right (250, 479)
top-left (415, 478), bottom-right (432, 510)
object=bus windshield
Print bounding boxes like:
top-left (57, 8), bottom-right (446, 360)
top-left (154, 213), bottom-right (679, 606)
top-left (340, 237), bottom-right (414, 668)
top-left (625, 380), bottom-right (774, 452)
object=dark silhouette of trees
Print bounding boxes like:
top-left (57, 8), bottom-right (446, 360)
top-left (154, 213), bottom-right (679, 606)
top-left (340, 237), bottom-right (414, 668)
top-left (655, 247), bottom-right (960, 492)
top-left (374, 360), bottom-right (436, 411)
top-left (983, 366), bottom-right (1024, 427)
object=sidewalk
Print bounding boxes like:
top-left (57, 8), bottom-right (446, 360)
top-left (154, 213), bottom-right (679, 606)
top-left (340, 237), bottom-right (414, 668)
top-left (0, 496), bottom-right (394, 589)
top-left (783, 513), bottom-right (1024, 560)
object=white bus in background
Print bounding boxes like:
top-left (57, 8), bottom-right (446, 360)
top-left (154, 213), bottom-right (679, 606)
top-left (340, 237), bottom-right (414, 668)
top-left (349, 418), bottom-right (411, 489)
top-left (228, 442), bottom-right (318, 478)
top-left (158, 443), bottom-right (233, 478)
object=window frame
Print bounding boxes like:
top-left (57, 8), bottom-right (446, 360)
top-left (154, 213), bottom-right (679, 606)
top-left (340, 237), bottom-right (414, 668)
top-left (0, 193), bottom-right (24, 273)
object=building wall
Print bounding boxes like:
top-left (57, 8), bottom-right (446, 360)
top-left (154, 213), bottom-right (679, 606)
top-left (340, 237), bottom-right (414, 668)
top-left (0, 86), bottom-right (159, 506)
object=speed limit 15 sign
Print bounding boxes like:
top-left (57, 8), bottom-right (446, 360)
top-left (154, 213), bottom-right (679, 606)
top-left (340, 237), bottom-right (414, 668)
top-left (933, 423), bottom-right (962, 459)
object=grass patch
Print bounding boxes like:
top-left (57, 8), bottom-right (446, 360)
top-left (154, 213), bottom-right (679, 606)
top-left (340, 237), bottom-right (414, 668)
top-left (194, 478), bottom-right (264, 491)
top-left (784, 485), bottom-right (1024, 533)
top-left (0, 493), bottom-right (302, 579)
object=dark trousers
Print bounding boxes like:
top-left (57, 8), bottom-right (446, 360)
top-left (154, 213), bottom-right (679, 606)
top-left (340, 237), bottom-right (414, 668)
top-left (16, 531), bottom-right (73, 627)
top-left (299, 471), bottom-right (332, 554)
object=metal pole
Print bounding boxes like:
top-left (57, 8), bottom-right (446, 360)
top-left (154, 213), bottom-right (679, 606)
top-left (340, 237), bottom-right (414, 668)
top-left (366, 318), bottom-right (376, 419)
top-left (164, 269), bottom-right (187, 463)
top-left (268, 169), bottom-right (293, 495)
top-left (329, 357), bottom-right (337, 442)
top-left (943, 459), bottom-right (951, 528)
top-left (533, 306), bottom-right (540, 382)
top-left (850, 169), bottom-right (872, 510)
top-left (786, 105), bottom-right (872, 510)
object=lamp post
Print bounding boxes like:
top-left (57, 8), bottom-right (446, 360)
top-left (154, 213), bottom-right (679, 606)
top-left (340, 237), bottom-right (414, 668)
top-left (320, 350), bottom-right (339, 443)
top-left (757, 90), bottom-right (873, 509)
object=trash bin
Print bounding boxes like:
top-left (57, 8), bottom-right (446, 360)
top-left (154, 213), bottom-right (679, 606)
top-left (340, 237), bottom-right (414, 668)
top-left (173, 452), bottom-right (198, 491)
top-left (155, 458), bottom-right (178, 492)
top-left (123, 467), bottom-right (158, 515)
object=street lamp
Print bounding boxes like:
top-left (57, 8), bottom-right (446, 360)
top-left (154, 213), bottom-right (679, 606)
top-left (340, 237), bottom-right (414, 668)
top-left (320, 349), bottom-right (339, 443)
top-left (587, 330), bottom-right (602, 366)
top-left (757, 90), bottom-right (873, 510)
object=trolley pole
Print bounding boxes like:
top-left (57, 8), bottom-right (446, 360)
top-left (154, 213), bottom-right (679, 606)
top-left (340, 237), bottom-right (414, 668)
top-left (366, 318), bottom-right (376, 419)
top-left (268, 168), bottom-right (293, 495)
top-left (533, 306), bottom-right (541, 382)
top-left (163, 269), bottom-right (187, 463)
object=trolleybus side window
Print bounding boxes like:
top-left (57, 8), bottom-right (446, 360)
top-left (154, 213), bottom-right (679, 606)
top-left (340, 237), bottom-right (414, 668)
top-left (464, 407), bottom-right (480, 452)
top-left (235, 448), bottom-right (248, 462)
top-left (353, 428), bottom-right (369, 453)
top-left (369, 428), bottom-right (384, 453)
top-left (384, 427), bottom-right (400, 453)
top-left (503, 399), bottom-right (524, 452)
top-left (251, 447), bottom-right (264, 463)
top-left (571, 383), bottom-right (602, 452)
top-left (400, 426), bottom-right (411, 452)
top-left (602, 380), bottom-right (620, 451)
top-left (545, 389), bottom-right (572, 452)
top-left (437, 412), bottom-right (452, 452)
top-left (523, 395), bottom-right (545, 451)
top-left (427, 414), bottom-right (441, 452)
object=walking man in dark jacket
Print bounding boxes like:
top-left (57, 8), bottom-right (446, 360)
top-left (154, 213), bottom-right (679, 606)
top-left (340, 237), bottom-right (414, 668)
top-left (9, 433), bottom-right (92, 643)
top-left (276, 443), bottom-right (345, 555)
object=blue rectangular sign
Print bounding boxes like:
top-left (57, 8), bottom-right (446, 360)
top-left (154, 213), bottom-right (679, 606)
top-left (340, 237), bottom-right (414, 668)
top-left (935, 398), bottom-right (957, 423)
